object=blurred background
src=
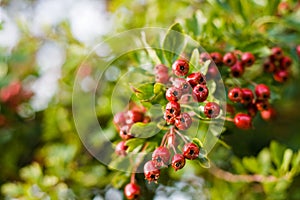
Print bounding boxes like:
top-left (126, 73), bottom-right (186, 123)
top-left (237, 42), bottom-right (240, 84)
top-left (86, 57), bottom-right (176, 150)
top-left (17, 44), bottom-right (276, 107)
top-left (0, 0), bottom-right (299, 199)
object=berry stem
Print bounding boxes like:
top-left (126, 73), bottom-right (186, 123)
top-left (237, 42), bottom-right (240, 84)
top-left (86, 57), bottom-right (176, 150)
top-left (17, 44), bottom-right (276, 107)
top-left (160, 131), bottom-right (169, 147)
top-left (174, 129), bottom-right (189, 144)
top-left (130, 173), bottom-right (136, 184)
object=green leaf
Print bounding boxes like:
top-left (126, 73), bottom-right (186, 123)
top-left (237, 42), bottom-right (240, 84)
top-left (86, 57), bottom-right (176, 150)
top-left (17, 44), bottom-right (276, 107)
top-left (20, 162), bottom-right (42, 183)
top-left (111, 172), bottom-right (129, 189)
top-left (189, 48), bottom-right (200, 72)
top-left (192, 137), bottom-right (204, 148)
top-left (140, 31), bottom-right (161, 64)
top-left (134, 83), bottom-right (154, 101)
top-left (163, 23), bottom-right (186, 64)
top-left (196, 156), bottom-right (210, 168)
top-left (242, 156), bottom-right (260, 174)
top-left (270, 141), bottom-right (285, 168)
top-left (257, 148), bottom-right (271, 175)
top-left (200, 60), bottom-right (211, 75)
top-left (125, 138), bottom-right (145, 152)
top-left (152, 83), bottom-right (167, 105)
top-left (130, 122), bottom-right (160, 138)
top-left (280, 149), bottom-right (293, 174)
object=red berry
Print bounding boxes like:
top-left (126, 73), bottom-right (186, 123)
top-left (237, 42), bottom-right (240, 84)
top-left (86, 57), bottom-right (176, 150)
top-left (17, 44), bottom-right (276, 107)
top-left (297, 45), bottom-right (300, 57)
top-left (175, 112), bottom-right (192, 130)
top-left (171, 78), bottom-right (191, 94)
top-left (241, 52), bottom-right (255, 67)
top-left (144, 160), bottom-right (160, 183)
top-left (124, 183), bottom-right (140, 200)
top-left (155, 71), bottom-right (169, 84)
top-left (260, 108), bottom-right (277, 121)
top-left (241, 88), bottom-right (254, 104)
top-left (171, 154), bottom-right (186, 171)
top-left (183, 143), bottom-right (200, 160)
top-left (200, 52), bottom-right (210, 62)
top-left (115, 141), bottom-right (128, 156)
top-left (228, 88), bottom-right (243, 103)
top-left (206, 65), bottom-right (219, 79)
top-left (113, 112), bottom-right (127, 130)
top-left (230, 61), bottom-right (245, 77)
top-left (263, 60), bottom-right (276, 73)
top-left (279, 56), bottom-right (292, 69)
top-left (273, 70), bottom-right (289, 83)
top-left (255, 99), bottom-right (270, 111)
top-left (223, 52), bottom-right (237, 66)
top-left (154, 64), bottom-right (168, 73)
top-left (210, 52), bottom-right (223, 65)
top-left (204, 102), bottom-right (220, 118)
top-left (152, 147), bottom-right (171, 168)
top-left (166, 87), bottom-right (182, 102)
top-left (126, 110), bottom-right (144, 124)
top-left (192, 84), bottom-right (209, 102)
top-left (247, 103), bottom-right (258, 117)
top-left (271, 47), bottom-right (283, 60)
top-left (234, 113), bottom-right (252, 130)
top-left (255, 84), bottom-right (270, 100)
top-left (119, 125), bottom-right (134, 140)
top-left (186, 72), bottom-right (206, 87)
top-left (172, 59), bottom-right (189, 76)
top-left (165, 101), bottom-right (181, 116)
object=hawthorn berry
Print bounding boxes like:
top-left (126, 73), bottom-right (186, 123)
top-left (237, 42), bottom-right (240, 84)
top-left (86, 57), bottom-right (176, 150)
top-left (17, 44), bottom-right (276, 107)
top-left (126, 110), bottom-right (144, 124)
top-left (154, 64), bottom-right (168, 73)
top-left (115, 141), bottom-right (128, 156)
top-left (119, 125), bottom-right (134, 140)
top-left (260, 108), bottom-right (277, 121)
top-left (113, 112), bottom-right (127, 130)
top-left (171, 154), bottom-right (186, 171)
top-left (166, 87), bottom-right (182, 102)
top-left (204, 102), bottom-right (220, 118)
top-left (223, 52), bottom-right (237, 66)
top-left (241, 52), bottom-right (255, 67)
top-left (183, 143), bottom-right (200, 160)
top-left (271, 47), bottom-right (283, 60)
top-left (247, 103), bottom-right (258, 118)
top-left (279, 56), bottom-right (292, 69)
top-left (144, 160), bottom-right (160, 183)
top-left (165, 101), bottom-right (181, 116)
top-left (255, 84), bottom-right (270, 100)
top-left (192, 84), bottom-right (209, 102)
top-left (200, 52), bottom-right (210, 62)
top-left (171, 78), bottom-right (191, 94)
top-left (124, 183), bottom-right (141, 200)
top-left (152, 146), bottom-right (171, 168)
top-left (297, 45), bottom-right (300, 57)
top-left (255, 99), bottom-right (270, 111)
top-left (263, 60), bottom-right (276, 73)
top-left (186, 72), bottom-right (206, 87)
top-left (230, 61), bottom-right (245, 77)
top-left (234, 113), bottom-right (252, 130)
top-left (172, 59), bottom-right (189, 76)
top-left (241, 88), bottom-right (254, 104)
top-left (228, 88), bottom-right (243, 103)
top-left (273, 70), bottom-right (289, 83)
top-left (155, 72), bottom-right (169, 84)
top-left (175, 112), bottom-right (192, 130)
top-left (206, 65), bottom-right (219, 79)
top-left (210, 52), bottom-right (223, 65)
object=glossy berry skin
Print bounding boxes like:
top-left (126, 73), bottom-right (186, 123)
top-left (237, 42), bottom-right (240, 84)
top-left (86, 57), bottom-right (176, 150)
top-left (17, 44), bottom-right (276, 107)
top-left (186, 72), bottom-right (206, 87)
top-left (152, 147), bottom-right (171, 168)
top-left (171, 78), bottom-right (191, 94)
top-left (119, 125), bottom-right (134, 140)
top-left (223, 52), bottom-right (237, 66)
top-left (297, 45), bottom-right (300, 57)
top-left (263, 61), bottom-right (276, 73)
top-left (165, 101), bottom-right (181, 116)
top-left (271, 47), bottom-right (283, 60)
top-left (230, 61), bottom-right (245, 77)
top-left (241, 88), bottom-right (254, 104)
top-left (115, 141), bottom-right (128, 156)
top-left (200, 52), bottom-right (210, 62)
top-left (241, 52), bottom-right (255, 67)
top-left (171, 154), bottom-right (186, 171)
top-left (175, 112), bottom-right (192, 130)
top-left (192, 84), bottom-right (209, 102)
top-left (124, 183), bottom-right (140, 200)
top-left (155, 71), bottom-right (169, 84)
top-left (183, 143), bottom-right (200, 160)
top-left (126, 110), bottom-right (144, 124)
top-left (144, 160), bottom-right (160, 183)
top-left (279, 56), bottom-right (292, 70)
top-left (255, 99), bottom-right (270, 111)
top-left (154, 64), bottom-right (168, 73)
top-left (234, 113), bottom-right (252, 130)
top-left (210, 52), bottom-right (223, 65)
top-left (260, 108), bottom-right (276, 121)
top-left (273, 70), bottom-right (289, 83)
top-left (166, 87), bottom-right (182, 102)
top-left (228, 88), bottom-right (243, 103)
top-left (204, 102), bottom-right (220, 118)
top-left (172, 59), bottom-right (189, 76)
top-left (255, 84), bottom-right (270, 100)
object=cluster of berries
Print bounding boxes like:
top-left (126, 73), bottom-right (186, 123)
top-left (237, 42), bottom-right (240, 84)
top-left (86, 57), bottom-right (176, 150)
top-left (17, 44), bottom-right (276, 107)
top-left (263, 47), bottom-right (293, 83)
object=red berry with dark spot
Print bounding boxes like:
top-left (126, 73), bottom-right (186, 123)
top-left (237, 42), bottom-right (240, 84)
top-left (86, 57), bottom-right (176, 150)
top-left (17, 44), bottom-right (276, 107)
top-left (273, 70), bottom-right (289, 83)
top-left (210, 52), bottom-right (223, 65)
top-left (183, 143), bottom-right (200, 160)
top-left (223, 52), bottom-right (237, 66)
top-left (279, 56), bottom-right (292, 69)
top-left (175, 112), bottom-right (192, 130)
top-left (260, 108), bottom-right (277, 121)
top-left (152, 147), bottom-right (171, 168)
top-left (200, 52), bottom-right (210, 62)
top-left (255, 99), bottom-right (270, 111)
top-left (144, 160), bottom-right (160, 183)
top-left (165, 101), bottom-right (181, 116)
top-left (166, 87), bottom-right (182, 102)
top-left (228, 88), bottom-right (243, 103)
top-left (171, 154), bottom-right (186, 171)
top-left (186, 72), bottom-right (206, 87)
top-left (230, 61), bottom-right (245, 77)
top-left (206, 65), bottom-right (219, 79)
top-left (241, 88), bottom-right (254, 104)
top-left (247, 103), bottom-right (258, 117)
top-left (126, 110), bottom-right (144, 124)
top-left (234, 113), bottom-right (252, 130)
top-left (124, 183), bottom-right (141, 200)
top-left (204, 102), bottom-right (220, 118)
top-left (241, 52), bottom-right (255, 67)
top-left (155, 71), bottom-right (169, 84)
top-left (171, 78), bottom-right (191, 94)
top-left (271, 47), bottom-right (283, 60)
top-left (192, 84), bottom-right (209, 102)
top-left (255, 84), bottom-right (270, 100)
top-left (263, 60), bottom-right (276, 73)
top-left (172, 59), bottom-right (189, 76)
top-left (119, 125), bottom-right (134, 140)
top-left (154, 64), bottom-right (168, 73)
top-left (115, 141), bottom-right (128, 156)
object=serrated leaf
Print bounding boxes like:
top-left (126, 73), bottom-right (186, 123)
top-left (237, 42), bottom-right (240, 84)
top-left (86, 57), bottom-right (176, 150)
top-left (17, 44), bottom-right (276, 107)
top-left (130, 122), bottom-right (160, 138)
top-left (163, 23), bottom-right (186, 64)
